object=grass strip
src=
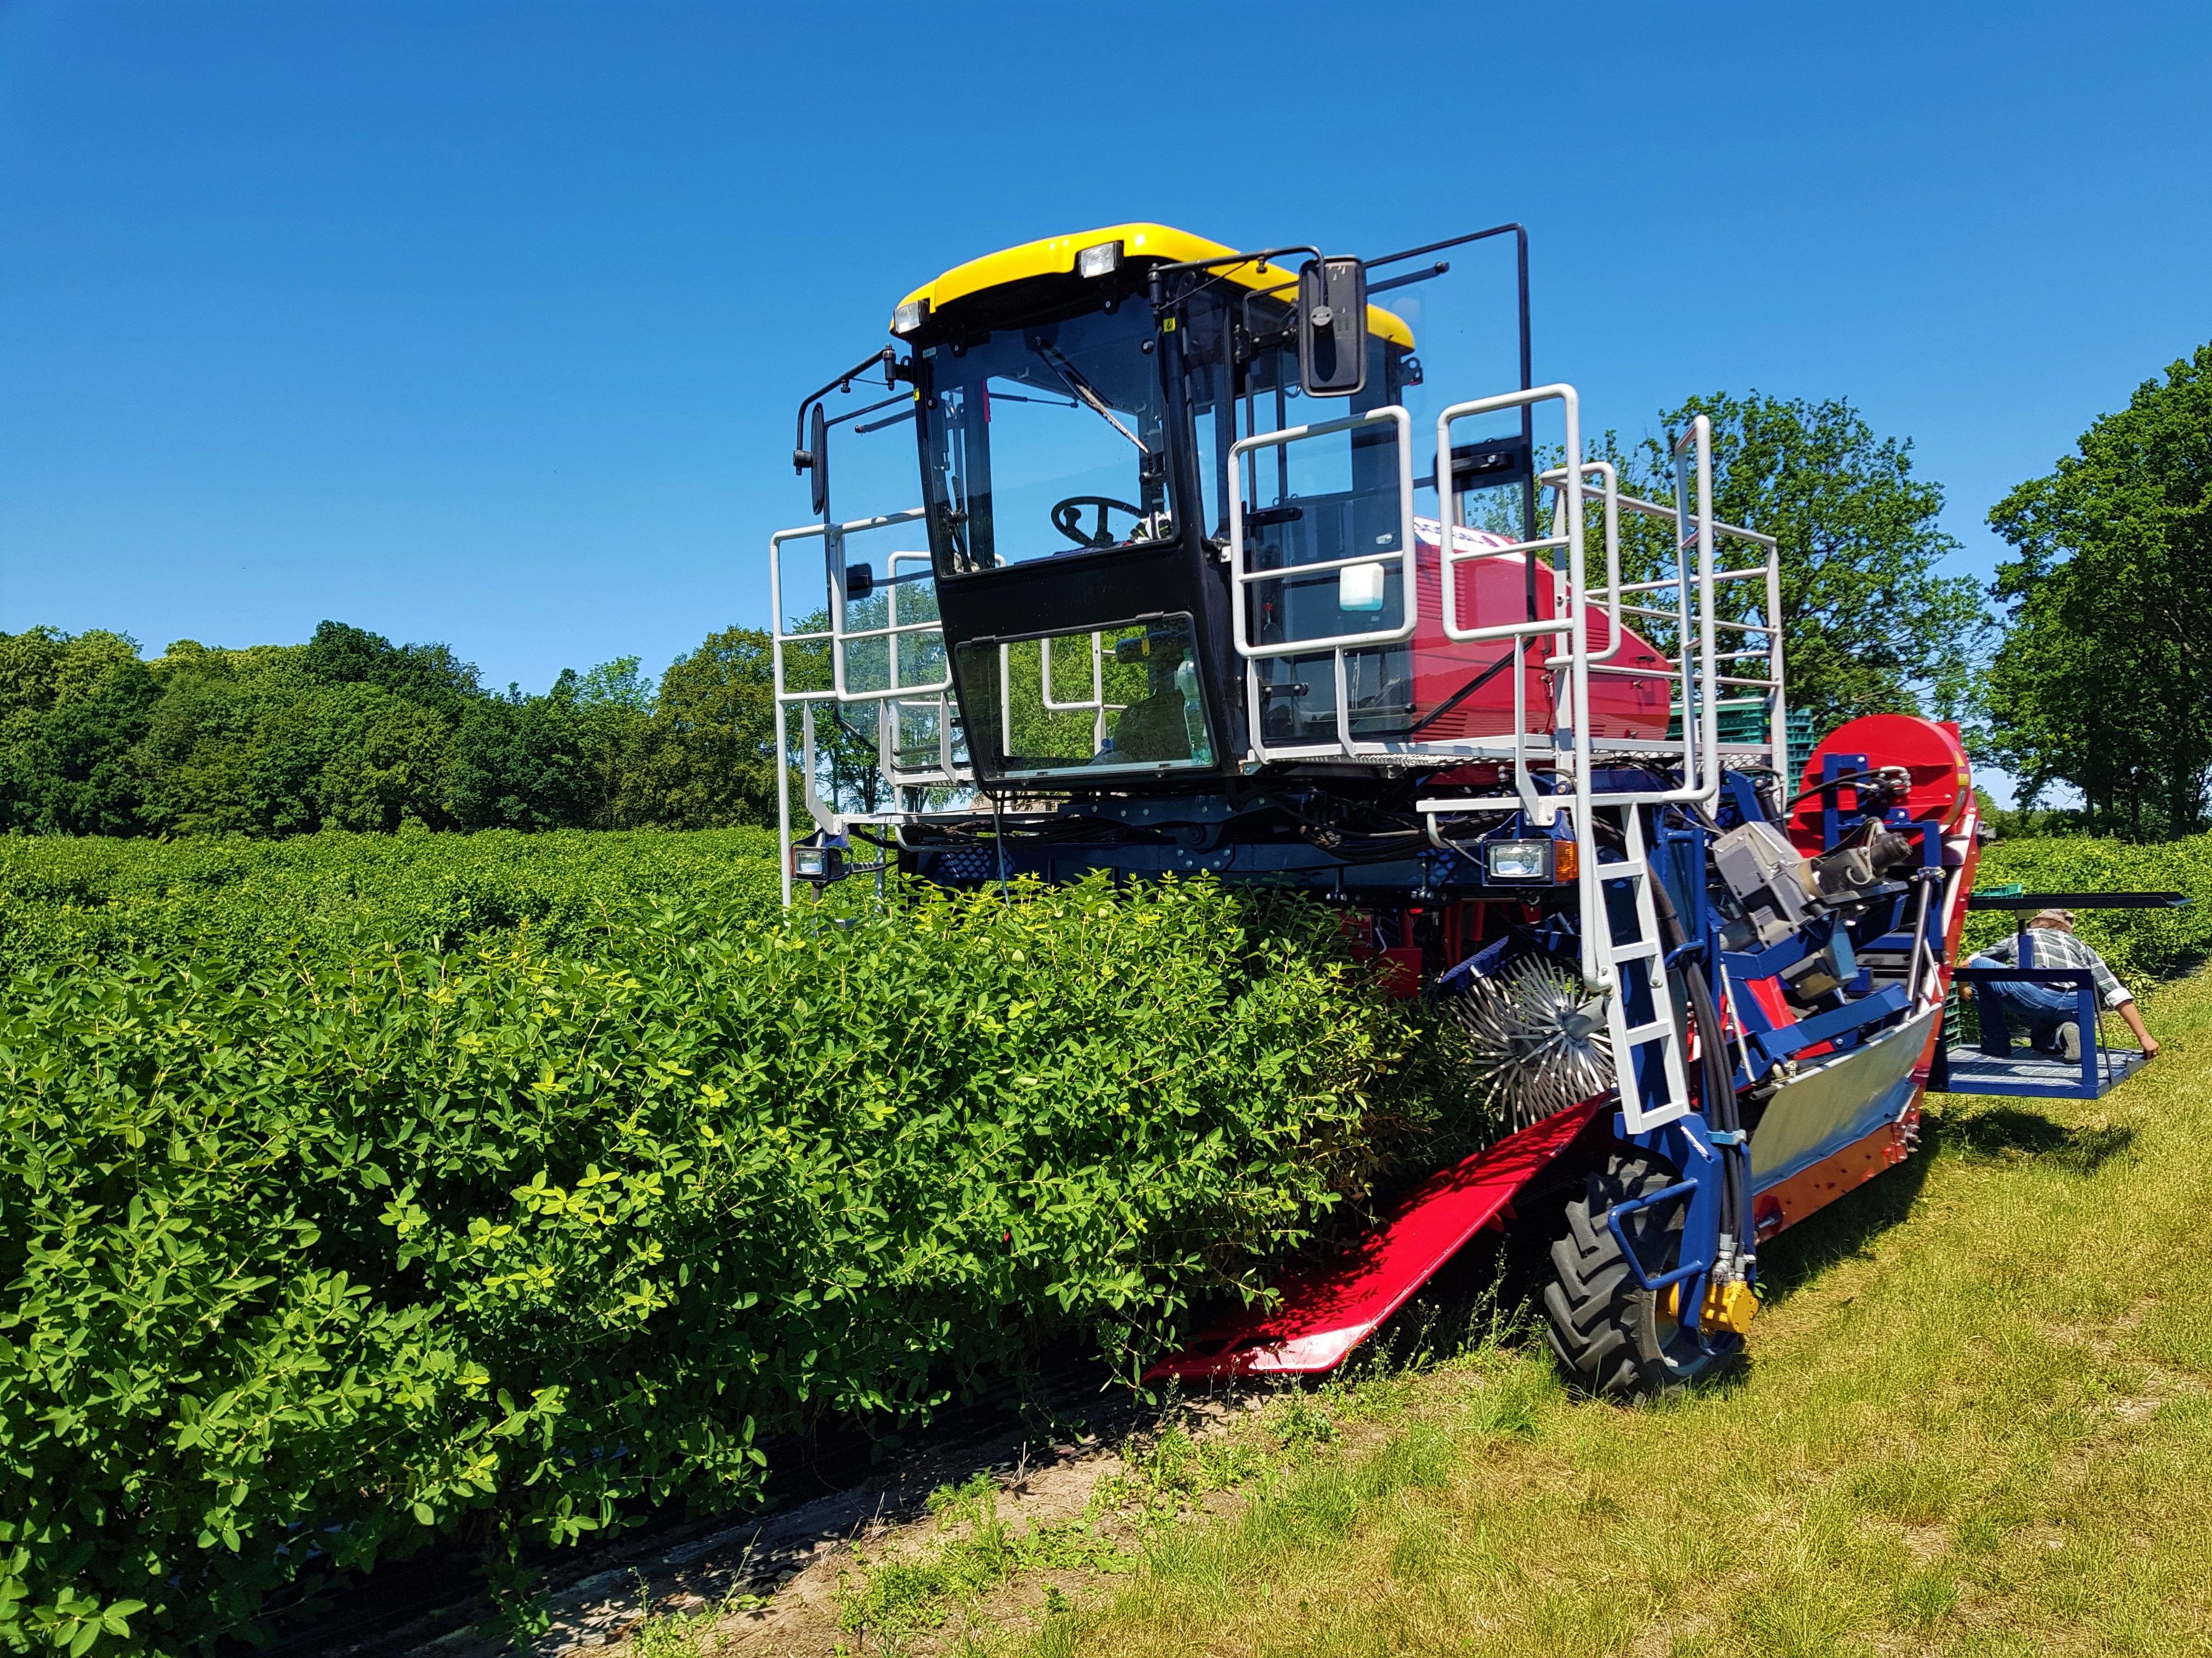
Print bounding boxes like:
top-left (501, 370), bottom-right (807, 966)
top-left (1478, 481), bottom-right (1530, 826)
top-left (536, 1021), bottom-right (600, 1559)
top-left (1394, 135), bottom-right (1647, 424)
top-left (1018, 967), bottom-right (2212, 1657)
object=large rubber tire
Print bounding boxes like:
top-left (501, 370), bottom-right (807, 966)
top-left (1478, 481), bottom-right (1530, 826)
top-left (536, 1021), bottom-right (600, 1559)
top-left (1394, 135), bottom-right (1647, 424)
top-left (1544, 1152), bottom-right (1743, 1397)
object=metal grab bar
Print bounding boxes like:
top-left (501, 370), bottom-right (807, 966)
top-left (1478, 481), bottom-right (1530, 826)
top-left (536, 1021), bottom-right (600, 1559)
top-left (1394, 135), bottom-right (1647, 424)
top-left (1613, 565), bottom-right (1774, 595)
top-left (1437, 384), bottom-right (1595, 961)
top-left (1604, 1176), bottom-right (1711, 1293)
top-left (771, 510), bottom-right (971, 906)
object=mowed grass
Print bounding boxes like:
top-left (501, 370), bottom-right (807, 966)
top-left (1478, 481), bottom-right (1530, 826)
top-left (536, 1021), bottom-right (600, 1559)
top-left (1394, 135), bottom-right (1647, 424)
top-left (1022, 970), bottom-right (2212, 1658)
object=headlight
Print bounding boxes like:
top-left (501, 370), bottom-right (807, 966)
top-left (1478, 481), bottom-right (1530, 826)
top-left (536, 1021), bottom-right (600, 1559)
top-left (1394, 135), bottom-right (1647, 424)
top-left (792, 844), bottom-right (843, 882)
top-left (891, 298), bottom-right (930, 337)
top-left (1076, 240), bottom-right (1123, 278)
top-left (1484, 839), bottom-right (1551, 881)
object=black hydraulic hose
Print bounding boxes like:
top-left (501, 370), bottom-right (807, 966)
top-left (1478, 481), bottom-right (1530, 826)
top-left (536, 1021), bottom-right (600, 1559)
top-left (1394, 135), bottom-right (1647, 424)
top-left (1781, 768), bottom-right (1886, 811)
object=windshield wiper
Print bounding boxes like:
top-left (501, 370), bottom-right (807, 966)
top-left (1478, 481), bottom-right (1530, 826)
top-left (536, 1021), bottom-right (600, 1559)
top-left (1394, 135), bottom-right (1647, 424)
top-left (983, 389), bottom-right (1078, 409)
top-left (1035, 341), bottom-right (1151, 456)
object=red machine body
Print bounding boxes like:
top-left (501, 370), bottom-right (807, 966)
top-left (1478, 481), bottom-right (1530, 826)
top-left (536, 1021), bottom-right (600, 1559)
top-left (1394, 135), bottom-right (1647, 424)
top-left (1788, 713), bottom-right (1973, 851)
top-left (1403, 520), bottom-right (1676, 744)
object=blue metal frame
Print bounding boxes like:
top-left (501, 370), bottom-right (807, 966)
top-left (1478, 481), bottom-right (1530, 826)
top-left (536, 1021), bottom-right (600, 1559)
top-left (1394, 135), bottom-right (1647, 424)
top-left (1816, 750), bottom-right (1870, 852)
top-left (1943, 965), bottom-right (2147, 1100)
top-left (1603, 1177), bottom-right (1708, 1292)
top-left (1614, 1110), bottom-right (1730, 1329)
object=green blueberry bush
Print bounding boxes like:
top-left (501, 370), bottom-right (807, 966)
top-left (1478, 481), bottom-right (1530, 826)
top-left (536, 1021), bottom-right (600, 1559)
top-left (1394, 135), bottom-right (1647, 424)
top-left (0, 866), bottom-right (1438, 1654)
top-left (1971, 829), bottom-right (2212, 988)
top-left (0, 827), bottom-right (783, 977)
top-left (3, 823), bottom-right (2199, 1654)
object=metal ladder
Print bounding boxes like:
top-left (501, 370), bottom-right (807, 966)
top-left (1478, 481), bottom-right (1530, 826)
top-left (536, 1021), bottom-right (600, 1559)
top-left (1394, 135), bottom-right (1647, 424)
top-left (1594, 807), bottom-right (1694, 1131)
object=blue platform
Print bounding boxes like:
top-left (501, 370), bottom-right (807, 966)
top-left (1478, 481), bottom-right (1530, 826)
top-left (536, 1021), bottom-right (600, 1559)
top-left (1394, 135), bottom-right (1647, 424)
top-left (1937, 1042), bottom-right (2150, 1100)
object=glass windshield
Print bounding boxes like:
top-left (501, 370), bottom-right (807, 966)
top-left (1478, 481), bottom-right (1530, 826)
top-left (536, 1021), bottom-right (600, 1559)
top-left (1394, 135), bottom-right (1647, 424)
top-left (920, 307), bottom-right (1173, 574)
top-left (953, 614), bottom-right (1214, 780)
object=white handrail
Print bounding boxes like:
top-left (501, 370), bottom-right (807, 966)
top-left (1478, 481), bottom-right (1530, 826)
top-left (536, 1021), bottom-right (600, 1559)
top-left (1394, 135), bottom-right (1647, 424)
top-left (1228, 404), bottom-right (1419, 761)
top-left (1542, 459), bottom-right (1625, 666)
top-left (772, 511), bottom-right (967, 904)
top-left (1228, 405), bottom-right (1419, 659)
top-left (1437, 384), bottom-right (1594, 978)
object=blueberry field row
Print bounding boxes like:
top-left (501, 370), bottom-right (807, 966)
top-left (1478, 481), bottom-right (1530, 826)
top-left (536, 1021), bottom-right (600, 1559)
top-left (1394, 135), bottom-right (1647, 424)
top-left (1, 825), bottom-right (2204, 1654)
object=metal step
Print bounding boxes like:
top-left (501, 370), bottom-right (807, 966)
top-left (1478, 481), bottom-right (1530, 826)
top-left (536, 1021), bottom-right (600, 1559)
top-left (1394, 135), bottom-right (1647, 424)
top-left (1594, 807), bottom-right (1692, 1131)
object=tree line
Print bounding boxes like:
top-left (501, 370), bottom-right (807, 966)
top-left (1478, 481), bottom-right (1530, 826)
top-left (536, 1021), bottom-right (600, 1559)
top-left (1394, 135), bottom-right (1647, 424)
top-left (0, 621), bottom-right (783, 836)
top-left (5, 350), bottom-right (2207, 841)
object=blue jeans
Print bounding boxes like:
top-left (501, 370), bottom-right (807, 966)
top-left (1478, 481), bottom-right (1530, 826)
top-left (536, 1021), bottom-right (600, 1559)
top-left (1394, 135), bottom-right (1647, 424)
top-left (1968, 953), bottom-right (2080, 1056)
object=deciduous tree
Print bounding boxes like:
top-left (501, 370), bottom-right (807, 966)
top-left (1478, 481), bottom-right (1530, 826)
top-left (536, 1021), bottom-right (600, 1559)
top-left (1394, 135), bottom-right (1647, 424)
top-left (636, 627), bottom-right (781, 828)
top-left (0, 628), bottom-right (161, 834)
top-left (1600, 392), bottom-right (1988, 733)
top-left (1985, 343), bottom-right (2212, 837)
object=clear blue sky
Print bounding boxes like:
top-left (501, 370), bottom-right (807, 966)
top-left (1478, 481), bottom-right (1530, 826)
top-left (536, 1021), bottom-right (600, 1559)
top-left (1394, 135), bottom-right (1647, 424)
top-left (4, 1), bottom-right (2209, 734)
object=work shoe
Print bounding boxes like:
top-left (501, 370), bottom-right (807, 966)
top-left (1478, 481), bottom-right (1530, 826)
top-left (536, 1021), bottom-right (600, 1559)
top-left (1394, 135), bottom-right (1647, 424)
top-left (2058, 1022), bottom-right (2081, 1062)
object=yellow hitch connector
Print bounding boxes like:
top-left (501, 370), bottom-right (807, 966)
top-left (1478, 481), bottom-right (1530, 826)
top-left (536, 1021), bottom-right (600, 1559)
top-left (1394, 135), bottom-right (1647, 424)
top-left (1702, 1278), bottom-right (1760, 1337)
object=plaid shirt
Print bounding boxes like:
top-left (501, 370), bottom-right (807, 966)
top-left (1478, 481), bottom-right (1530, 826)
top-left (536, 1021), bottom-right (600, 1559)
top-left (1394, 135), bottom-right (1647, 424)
top-left (1977, 929), bottom-right (2134, 1008)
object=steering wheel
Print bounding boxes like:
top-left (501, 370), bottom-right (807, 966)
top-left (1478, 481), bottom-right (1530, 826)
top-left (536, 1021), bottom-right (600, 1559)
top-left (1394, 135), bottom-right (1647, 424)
top-left (1051, 495), bottom-right (1144, 550)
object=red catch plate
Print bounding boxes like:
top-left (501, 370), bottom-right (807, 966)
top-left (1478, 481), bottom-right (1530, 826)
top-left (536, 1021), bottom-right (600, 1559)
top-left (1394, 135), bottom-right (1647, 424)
top-left (1145, 1097), bottom-right (1603, 1382)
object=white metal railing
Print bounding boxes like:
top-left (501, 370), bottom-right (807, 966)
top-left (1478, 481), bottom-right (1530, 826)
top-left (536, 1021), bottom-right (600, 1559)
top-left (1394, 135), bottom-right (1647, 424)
top-left (874, 548), bottom-right (963, 788)
top-left (1435, 385), bottom-right (1599, 977)
top-left (997, 631), bottom-right (1128, 756)
top-left (770, 509), bottom-right (970, 906)
top-left (1400, 407), bottom-right (1775, 992)
top-left (1582, 457), bottom-right (1786, 789)
top-left (1420, 385), bottom-right (1590, 833)
top-left (766, 387), bottom-right (1788, 925)
top-left (1228, 405), bottom-right (1419, 763)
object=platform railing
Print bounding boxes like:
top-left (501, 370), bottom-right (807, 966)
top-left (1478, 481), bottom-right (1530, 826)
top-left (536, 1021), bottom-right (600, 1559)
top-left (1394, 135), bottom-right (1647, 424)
top-left (872, 549), bottom-right (964, 789)
top-left (770, 508), bottom-right (970, 906)
top-left (1602, 498), bottom-right (1785, 782)
top-left (1943, 966), bottom-right (2143, 1100)
top-left (1227, 404), bottom-right (1420, 766)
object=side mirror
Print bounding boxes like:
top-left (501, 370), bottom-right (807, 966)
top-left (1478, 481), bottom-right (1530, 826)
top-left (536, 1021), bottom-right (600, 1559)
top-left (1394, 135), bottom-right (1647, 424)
top-left (1297, 257), bottom-right (1368, 398)
top-left (808, 402), bottom-right (830, 519)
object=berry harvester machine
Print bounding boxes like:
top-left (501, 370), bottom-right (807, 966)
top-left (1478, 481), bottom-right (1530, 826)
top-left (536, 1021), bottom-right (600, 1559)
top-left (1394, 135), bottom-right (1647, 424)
top-left (767, 222), bottom-right (1993, 1395)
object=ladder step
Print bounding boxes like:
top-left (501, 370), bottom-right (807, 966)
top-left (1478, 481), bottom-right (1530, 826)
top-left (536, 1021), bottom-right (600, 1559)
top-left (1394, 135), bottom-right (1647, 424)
top-left (1622, 1020), bottom-right (1678, 1045)
top-left (1606, 941), bottom-right (1661, 963)
top-left (1597, 859), bottom-right (1649, 881)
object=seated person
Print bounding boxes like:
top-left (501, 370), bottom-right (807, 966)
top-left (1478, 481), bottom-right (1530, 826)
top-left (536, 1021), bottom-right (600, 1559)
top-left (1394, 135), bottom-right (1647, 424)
top-left (1967, 908), bottom-right (2158, 1062)
top-left (1099, 643), bottom-right (1211, 765)
top-left (1108, 683), bottom-right (1192, 761)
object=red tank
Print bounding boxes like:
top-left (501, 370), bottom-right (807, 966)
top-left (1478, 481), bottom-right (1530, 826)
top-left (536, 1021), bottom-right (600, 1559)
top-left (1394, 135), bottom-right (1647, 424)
top-left (1787, 713), bottom-right (1972, 853)
top-left (1404, 518), bottom-right (1675, 743)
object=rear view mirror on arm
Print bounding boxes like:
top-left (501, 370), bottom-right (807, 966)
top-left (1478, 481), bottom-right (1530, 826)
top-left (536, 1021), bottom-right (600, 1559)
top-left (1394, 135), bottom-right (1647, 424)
top-left (808, 402), bottom-right (830, 518)
top-left (1297, 257), bottom-right (1368, 398)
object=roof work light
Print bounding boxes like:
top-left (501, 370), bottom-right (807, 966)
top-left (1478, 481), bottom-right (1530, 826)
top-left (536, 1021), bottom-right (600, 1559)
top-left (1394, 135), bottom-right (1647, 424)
top-left (1076, 240), bottom-right (1123, 278)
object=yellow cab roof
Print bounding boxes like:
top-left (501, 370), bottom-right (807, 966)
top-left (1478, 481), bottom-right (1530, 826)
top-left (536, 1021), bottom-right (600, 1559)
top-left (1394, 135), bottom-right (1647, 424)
top-left (893, 222), bottom-right (1414, 349)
